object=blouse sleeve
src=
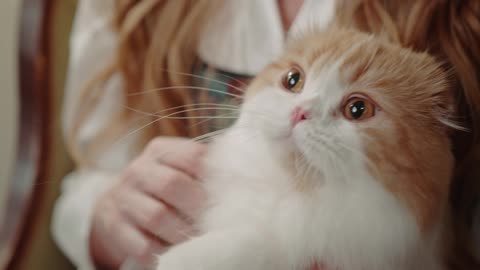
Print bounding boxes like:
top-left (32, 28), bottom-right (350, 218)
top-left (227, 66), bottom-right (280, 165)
top-left (51, 0), bottom-right (137, 269)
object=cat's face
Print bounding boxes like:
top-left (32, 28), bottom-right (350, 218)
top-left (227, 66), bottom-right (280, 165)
top-left (238, 29), bottom-right (454, 231)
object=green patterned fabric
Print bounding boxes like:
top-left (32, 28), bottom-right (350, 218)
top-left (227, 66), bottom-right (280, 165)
top-left (191, 63), bottom-right (253, 134)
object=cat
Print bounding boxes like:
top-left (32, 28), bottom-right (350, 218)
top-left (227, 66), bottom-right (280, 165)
top-left (155, 28), bottom-right (455, 270)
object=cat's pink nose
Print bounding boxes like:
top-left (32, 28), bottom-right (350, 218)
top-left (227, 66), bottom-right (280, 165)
top-left (291, 107), bottom-right (310, 127)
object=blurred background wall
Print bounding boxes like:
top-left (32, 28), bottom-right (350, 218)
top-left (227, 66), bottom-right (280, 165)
top-left (0, 0), bottom-right (21, 213)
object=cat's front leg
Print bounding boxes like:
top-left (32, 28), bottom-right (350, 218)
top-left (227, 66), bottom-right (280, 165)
top-left (156, 227), bottom-right (286, 270)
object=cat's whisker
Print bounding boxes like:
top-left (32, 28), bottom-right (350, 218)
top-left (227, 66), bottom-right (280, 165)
top-left (157, 68), bottom-right (249, 92)
top-left (196, 129), bottom-right (228, 143)
top-left (199, 133), bottom-right (264, 176)
top-left (127, 86), bottom-right (244, 100)
top-left (294, 147), bottom-right (314, 181)
top-left (158, 132), bottom-right (229, 168)
top-left (117, 104), bottom-right (238, 135)
top-left (113, 109), bottom-right (233, 147)
top-left (330, 152), bottom-right (348, 181)
top-left (191, 129), bottom-right (228, 143)
top-left (294, 151), bottom-right (309, 177)
top-left (122, 107), bottom-right (237, 139)
top-left (125, 129), bottom-right (230, 167)
top-left (189, 112), bottom-right (240, 129)
top-left (153, 103), bottom-right (240, 116)
top-left (330, 139), bottom-right (381, 178)
top-left (321, 137), bottom-right (359, 180)
top-left (120, 107), bottom-right (237, 144)
top-left (294, 134), bottom-right (354, 182)
top-left (125, 105), bottom-right (240, 118)
top-left (160, 116), bottom-right (238, 120)
top-left (178, 228), bottom-right (196, 240)
top-left (305, 152), bottom-right (319, 181)
top-left (213, 72), bottom-right (250, 89)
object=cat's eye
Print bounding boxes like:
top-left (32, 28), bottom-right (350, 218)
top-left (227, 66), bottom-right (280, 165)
top-left (282, 66), bottom-right (304, 93)
top-left (343, 95), bottom-right (376, 121)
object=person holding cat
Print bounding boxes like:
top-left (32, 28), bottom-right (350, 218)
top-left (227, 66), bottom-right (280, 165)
top-left (52, 0), bottom-right (480, 269)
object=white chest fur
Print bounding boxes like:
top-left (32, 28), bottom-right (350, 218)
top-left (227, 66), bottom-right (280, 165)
top-left (156, 127), bottom-right (444, 270)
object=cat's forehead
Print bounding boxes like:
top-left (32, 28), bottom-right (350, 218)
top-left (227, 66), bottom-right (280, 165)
top-left (246, 29), bottom-right (446, 111)
top-left (286, 30), bottom-right (394, 83)
top-left (245, 31), bottom-right (374, 99)
top-left (283, 30), bottom-right (445, 102)
top-left (290, 30), bottom-right (374, 67)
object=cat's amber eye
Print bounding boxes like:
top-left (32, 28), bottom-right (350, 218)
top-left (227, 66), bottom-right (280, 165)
top-left (282, 66), bottom-right (304, 93)
top-left (343, 95), bottom-right (376, 121)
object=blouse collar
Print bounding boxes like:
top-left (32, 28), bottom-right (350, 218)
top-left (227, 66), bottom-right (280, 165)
top-left (197, 0), bottom-right (336, 76)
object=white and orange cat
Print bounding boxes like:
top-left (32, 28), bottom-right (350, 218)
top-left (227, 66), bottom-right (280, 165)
top-left (156, 29), bottom-right (455, 270)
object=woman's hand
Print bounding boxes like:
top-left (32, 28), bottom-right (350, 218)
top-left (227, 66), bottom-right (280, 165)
top-left (89, 137), bottom-right (207, 269)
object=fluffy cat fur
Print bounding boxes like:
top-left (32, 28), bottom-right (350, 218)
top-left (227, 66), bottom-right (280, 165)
top-left (156, 29), bottom-right (455, 270)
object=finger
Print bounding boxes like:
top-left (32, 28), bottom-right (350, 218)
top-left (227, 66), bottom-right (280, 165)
top-left (139, 164), bottom-right (207, 219)
top-left (121, 189), bottom-right (192, 244)
top-left (147, 137), bottom-right (207, 178)
top-left (113, 219), bottom-right (167, 266)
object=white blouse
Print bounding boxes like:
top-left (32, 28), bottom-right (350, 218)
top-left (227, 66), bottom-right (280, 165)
top-left (51, 0), bottom-right (335, 269)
